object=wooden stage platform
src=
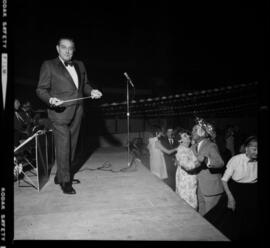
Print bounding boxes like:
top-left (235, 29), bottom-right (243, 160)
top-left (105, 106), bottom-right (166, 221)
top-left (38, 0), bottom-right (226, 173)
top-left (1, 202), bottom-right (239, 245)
top-left (14, 147), bottom-right (229, 241)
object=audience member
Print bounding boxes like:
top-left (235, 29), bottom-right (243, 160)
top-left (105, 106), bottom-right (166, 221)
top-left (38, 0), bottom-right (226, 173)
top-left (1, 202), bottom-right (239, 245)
top-left (233, 125), bottom-right (245, 154)
top-left (14, 99), bottom-right (32, 146)
top-left (175, 130), bottom-right (200, 209)
top-left (215, 127), bottom-right (231, 169)
top-left (21, 101), bottom-right (35, 119)
top-left (191, 118), bottom-right (225, 216)
top-left (159, 127), bottom-right (178, 191)
top-left (225, 125), bottom-right (235, 157)
top-left (221, 136), bottom-right (258, 240)
top-left (147, 126), bottom-right (169, 180)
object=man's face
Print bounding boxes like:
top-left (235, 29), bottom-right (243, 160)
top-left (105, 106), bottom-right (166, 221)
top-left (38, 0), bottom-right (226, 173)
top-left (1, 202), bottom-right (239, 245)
top-left (192, 125), bottom-right (200, 141)
top-left (14, 99), bottom-right (20, 110)
top-left (166, 129), bottom-right (173, 138)
top-left (246, 141), bottom-right (258, 160)
top-left (56, 39), bottom-right (75, 62)
top-left (180, 133), bottom-right (191, 145)
top-left (22, 104), bottom-right (30, 111)
top-left (192, 125), bottom-right (207, 141)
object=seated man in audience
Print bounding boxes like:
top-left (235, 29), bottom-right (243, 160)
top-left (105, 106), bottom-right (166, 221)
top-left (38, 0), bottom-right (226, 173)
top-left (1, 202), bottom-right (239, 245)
top-left (21, 101), bottom-right (35, 118)
top-left (14, 99), bottom-right (36, 169)
top-left (14, 99), bottom-right (31, 146)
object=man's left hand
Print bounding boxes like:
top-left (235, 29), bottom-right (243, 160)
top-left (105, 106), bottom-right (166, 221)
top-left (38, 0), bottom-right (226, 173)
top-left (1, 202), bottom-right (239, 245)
top-left (91, 89), bottom-right (102, 99)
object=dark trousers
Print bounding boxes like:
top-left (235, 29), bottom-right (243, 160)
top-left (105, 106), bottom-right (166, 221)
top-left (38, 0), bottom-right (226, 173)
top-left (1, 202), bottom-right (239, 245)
top-left (205, 181), bottom-right (258, 241)
top-left (163, 160), bottom-right (177, 191)
top-left (52, 105), bottom-right (83, 183)
top-left (229, 180), bottom-right (258, 240)
top-left (204, 192), bottom-right (234, 239)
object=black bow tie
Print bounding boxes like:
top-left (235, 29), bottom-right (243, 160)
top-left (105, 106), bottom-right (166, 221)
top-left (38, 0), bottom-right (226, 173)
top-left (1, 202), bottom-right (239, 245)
top-left (64, 61), bottom-right (74, 67)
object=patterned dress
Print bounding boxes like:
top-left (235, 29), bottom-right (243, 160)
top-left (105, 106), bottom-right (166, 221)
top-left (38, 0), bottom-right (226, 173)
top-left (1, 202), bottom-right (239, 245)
top-left (147, 137), bottom-right (168, 179)
top-left (175, 145), bottom-right (198, 209)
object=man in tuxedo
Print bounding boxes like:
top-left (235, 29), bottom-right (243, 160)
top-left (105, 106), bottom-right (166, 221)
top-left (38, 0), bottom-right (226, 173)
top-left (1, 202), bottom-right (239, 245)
top-left (36, 37), bottom-right (102, 194)
top-left (159, 128), bottom-right (178, 191)
top-left (191, 119), bottom-right (224, 215)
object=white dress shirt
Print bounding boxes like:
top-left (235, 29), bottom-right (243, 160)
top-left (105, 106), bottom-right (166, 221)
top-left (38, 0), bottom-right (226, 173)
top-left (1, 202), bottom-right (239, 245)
top-left (221, 153), bottom-right (257, 183)
top-left (59, 57), bottom-right (79, 89)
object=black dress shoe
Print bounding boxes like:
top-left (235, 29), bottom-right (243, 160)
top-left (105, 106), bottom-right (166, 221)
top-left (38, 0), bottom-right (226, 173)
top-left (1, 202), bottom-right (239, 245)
top-left (60, 183), bottom-right (76, 194)
top-left (55, 177), bottom-right (80, 184)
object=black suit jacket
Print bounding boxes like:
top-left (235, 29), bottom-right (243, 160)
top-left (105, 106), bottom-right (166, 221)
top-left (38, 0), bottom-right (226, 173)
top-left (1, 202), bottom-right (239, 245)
top-left (191, 138), bottom-right (224, 196)
top-left (36, 57), bottom-right (93, 123)
top-left (159, 136), bottom-right (178, 167)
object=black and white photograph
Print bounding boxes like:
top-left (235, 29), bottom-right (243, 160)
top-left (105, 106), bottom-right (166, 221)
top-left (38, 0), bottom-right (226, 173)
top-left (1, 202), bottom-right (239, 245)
top-left (1, 0), bottom-right (268, 246)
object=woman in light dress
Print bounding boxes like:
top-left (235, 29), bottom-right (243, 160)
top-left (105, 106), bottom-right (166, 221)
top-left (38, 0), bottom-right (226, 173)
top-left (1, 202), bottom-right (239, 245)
top-left (147, 126), bottom-right (176, 180)
top-left (175, 130), bottom-right (200, 209)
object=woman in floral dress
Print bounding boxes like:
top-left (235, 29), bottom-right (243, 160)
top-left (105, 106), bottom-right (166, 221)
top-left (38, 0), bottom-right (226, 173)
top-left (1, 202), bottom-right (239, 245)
top-left (175, 131), bottom-right (200, 209)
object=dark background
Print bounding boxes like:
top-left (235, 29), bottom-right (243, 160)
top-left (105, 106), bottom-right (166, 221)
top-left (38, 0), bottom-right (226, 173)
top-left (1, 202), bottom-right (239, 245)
top-left (11, 1), bottom-right (267, 105)
top-left (5, 3), bottom-right (268, 244)
top-left (4, 2), bottom-right (268, 245)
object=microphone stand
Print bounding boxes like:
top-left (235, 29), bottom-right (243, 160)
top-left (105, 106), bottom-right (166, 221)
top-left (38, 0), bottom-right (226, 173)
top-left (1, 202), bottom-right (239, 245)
top-left (126, 77), bottom-right (131, 166)
top-left (121, 75), bottom-right (136, 172)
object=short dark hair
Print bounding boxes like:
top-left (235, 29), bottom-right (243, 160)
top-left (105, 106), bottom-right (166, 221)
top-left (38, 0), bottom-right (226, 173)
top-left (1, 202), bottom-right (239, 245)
top-left (57, 36), bottom-right (75, 48)
top-left (179, 129), bottom-right (191, 137)
top-left (151, 125), bottom-right (162, 136)
top-left (243, 136), bottom-right (257, 147)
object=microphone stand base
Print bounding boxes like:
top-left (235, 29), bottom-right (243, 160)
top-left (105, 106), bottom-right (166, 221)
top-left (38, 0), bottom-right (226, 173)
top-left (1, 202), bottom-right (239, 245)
top-left (120, 159), bottom-right (137, 172)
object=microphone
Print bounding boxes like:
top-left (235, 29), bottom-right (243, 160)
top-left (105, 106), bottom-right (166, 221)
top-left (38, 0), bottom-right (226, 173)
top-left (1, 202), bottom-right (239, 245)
top-left (124, 72), bottom-right (134, 87)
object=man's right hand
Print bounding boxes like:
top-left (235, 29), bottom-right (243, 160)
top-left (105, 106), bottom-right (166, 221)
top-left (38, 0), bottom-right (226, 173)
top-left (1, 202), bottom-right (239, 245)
top-left (49, 97), bottom-right (63, 106)
top-left (227, 196), bottom-right (236, 211)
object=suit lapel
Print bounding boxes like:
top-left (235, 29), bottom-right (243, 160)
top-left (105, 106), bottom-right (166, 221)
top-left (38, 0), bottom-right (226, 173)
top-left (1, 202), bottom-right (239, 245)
top-left (166, 138), bottom-right (172, 148)
top-left (160, 137), bottom-right (170, 149)
top-left (73, 61), bottom-right (81, 89)
top-left (56, 58), bottom-right (78, 89)
top-left (172, 139), bottom-right (178, 148)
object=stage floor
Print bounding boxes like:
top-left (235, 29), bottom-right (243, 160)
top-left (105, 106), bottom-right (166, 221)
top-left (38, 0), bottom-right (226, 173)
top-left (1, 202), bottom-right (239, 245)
top-left (14, 147), bottom-right (229, 241)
